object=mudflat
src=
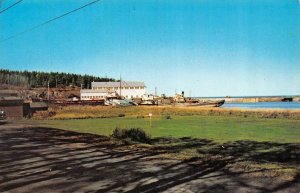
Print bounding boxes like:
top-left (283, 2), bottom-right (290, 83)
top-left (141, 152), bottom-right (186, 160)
top-left (0, 122), bottom-right (299, 193)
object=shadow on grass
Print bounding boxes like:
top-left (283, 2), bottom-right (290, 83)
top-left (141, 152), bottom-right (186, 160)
top-left (196, 140), bottom-right (300, 164)
top-left (0, 126), bottom-right (299, 192)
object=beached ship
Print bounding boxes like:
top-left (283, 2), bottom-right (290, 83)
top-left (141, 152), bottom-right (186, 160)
top-left (173, 93), bottom-right (225, 107)
top-left (175, 99), bottom-right (225, 107)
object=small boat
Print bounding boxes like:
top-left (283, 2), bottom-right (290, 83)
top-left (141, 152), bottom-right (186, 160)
top-left (175, 100), bottom-right (225, 107)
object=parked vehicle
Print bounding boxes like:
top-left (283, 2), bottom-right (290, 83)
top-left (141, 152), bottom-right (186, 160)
top-left (105, 99), bottom-right (138, 106)
top-left (0, 110), bottom-right (7, 123)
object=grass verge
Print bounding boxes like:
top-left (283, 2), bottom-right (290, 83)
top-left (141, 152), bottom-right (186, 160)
top-left (32, 115), bottom-right (300, 143)
top-left (43, 105), bottom-right (300, 120)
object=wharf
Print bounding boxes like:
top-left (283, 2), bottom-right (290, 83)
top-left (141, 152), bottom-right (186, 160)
top-left (197, 96), bottom-right (300, 103)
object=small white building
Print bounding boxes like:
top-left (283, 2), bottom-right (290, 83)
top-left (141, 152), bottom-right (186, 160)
top-left (81, 81), bottom-right (146, 100)
top-left (80, 89), bottom-right (116, 101)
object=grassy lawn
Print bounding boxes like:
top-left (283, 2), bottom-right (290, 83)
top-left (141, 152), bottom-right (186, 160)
top-left (24, 115), bottom-right (300, 179)
top-left (33, 115), bottom-right (300, 143)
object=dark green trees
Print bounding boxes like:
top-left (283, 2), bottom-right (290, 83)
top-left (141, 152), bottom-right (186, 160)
top-left (0, 69), bottom-right (115, 88)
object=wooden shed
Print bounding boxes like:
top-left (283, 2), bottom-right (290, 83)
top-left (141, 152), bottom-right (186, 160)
top-left (23, 102), bottom-right (49, 117)
top-left (30, 102), bottom-right (48, 112)
top-left (0, 97), bottom-right (24, 119)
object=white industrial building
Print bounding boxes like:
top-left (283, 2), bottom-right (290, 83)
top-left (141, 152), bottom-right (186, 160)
top-left (80, 81), bottom-right (146, 100)
top-left (80, 89), bottom-right (115, 101)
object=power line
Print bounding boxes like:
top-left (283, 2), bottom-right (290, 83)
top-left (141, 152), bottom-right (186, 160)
top-left (0, 0), bottom-right (101, 43)
top-left (0, 0), bottom-right (23, 14)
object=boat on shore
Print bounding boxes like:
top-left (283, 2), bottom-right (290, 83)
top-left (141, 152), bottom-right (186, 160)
top-left (173, 93), bottom-right (225, 107)
top-left (175, 100), bottom-right (225, 107)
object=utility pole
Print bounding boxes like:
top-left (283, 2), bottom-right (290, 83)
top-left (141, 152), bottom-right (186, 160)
top-left (47, 81), bottom-right (50, 101)
top-left (7, 74), bottom-right (10, 89)
top-left (119, 75), bottom-right (122, 98)
top-left (155, 87), bottom-right (157, 96)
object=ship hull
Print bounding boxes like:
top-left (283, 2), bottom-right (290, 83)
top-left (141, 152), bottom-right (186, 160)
top-left (175, 100), bottom-right (225, 107)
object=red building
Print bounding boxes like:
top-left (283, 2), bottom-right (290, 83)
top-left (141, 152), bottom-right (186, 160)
top-left (0, 96), bottom-right (24, 119)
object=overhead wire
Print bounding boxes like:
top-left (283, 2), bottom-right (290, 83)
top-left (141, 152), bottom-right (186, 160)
top-left (0, 0), bottom-right (23, 14)
top-left (0, 0), bottom-right (101, 43)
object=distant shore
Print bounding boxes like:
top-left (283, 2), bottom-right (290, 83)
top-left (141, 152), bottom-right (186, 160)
top-left (196, 96), bottom-right (300, 103)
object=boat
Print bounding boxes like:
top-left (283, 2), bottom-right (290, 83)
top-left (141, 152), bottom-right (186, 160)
top-left (175, 100), bottom-right (225, 107)
top-left (172, 92), bottom-right (225, 107)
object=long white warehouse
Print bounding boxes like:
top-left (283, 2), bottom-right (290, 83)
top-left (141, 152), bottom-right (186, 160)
top-left (81, 81), bottom-right (146, 100)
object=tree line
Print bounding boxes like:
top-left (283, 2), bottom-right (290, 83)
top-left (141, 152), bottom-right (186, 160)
top-left (0, 69), bottom-right (115, 88)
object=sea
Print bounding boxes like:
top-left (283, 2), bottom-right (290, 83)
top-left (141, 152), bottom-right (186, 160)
top-left (195, 95), bottom-right (300, 110)
top-left (221, 102), bottom-right (300, 110)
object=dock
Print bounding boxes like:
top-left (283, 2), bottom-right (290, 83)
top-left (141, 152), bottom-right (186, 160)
top-left (197, 96), bottom-right (300, 103)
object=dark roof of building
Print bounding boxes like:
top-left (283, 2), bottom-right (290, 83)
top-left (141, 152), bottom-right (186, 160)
top-left (0, 90), bottom-right (18, 94)
top-left (0, 96), bottom-right (22, 101)
top-left (30, 102), bottom-right (48, 108)
top-left (0, 97), bottom-right (23, 105)
top-left (0, 90), bottom-right (18, 96)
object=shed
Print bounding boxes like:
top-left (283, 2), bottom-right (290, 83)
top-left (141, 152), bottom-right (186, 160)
top-left (0, 97), bottom-right (24, 119)
top-left (23, 102), bottom-right (49, 117)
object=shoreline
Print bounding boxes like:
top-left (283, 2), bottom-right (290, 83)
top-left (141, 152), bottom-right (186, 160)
top-left (197, 97), bottom-right (300, 103)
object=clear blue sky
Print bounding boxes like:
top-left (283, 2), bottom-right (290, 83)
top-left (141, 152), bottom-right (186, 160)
top-left (0, 0), bottom-right (299, 96)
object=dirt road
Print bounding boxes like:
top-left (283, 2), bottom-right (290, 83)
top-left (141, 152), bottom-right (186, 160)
top-left (0, 122), bottom-right (299, 193)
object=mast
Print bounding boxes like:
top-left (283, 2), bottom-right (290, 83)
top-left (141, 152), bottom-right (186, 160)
top-left (119, 75), bottom-right (122, 98)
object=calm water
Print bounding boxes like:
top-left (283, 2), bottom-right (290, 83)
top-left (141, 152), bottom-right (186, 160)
top-left (222, 102), bottom-right (300, 110)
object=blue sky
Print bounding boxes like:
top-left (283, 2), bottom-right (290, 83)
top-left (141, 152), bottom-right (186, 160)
top-left (0, 0), bottom-right (299, 96)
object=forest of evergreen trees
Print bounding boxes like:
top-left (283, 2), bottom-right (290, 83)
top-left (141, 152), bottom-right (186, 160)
top-left (0, 69), bottom-right (115, 88)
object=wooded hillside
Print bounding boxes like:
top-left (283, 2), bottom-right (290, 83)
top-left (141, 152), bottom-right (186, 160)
top-left (0, 69), bottom-right (115, 88)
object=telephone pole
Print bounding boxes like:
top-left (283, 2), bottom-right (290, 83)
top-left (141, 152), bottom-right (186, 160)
top-left (119, 75), bottom-right (122, 98)
top-left (47, 81), bottom-right (50, 101)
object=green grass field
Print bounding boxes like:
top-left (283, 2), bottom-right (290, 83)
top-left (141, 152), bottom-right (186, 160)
top-left (27, 111), bottom-right (300, 179)
top-left (34, 115), bottom-right (300, 143)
